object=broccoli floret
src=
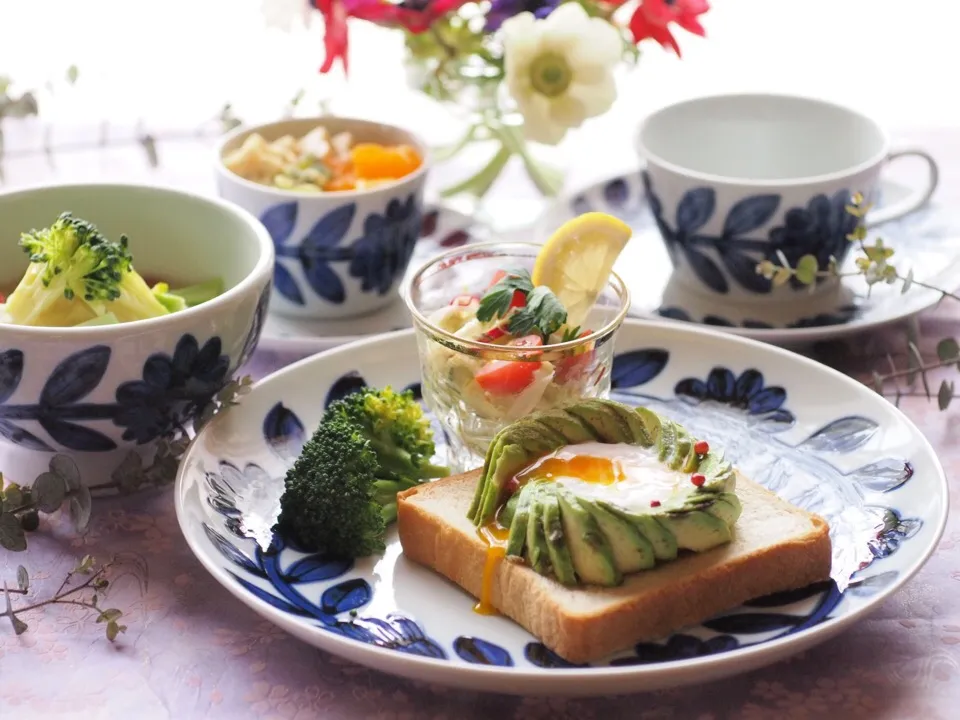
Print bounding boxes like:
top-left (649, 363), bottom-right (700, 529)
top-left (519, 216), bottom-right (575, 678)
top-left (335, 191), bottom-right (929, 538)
top-left (276, 387), bottom-right (449, 557)
top-left (3, 212), bottom-right (173, 326)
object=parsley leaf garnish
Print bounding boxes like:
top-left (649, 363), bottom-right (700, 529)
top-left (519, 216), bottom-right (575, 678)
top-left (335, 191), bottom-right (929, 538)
top-left (508, 286), bottom-right (567, 339)
top-left (476, 268), bottom-right (534, 323)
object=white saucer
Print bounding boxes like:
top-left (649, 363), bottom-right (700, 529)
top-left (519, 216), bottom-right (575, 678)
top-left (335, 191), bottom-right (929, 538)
top-left (259, 206), bottom-right (479, 354)
top-left (537, 173), bottom-right (960, 345)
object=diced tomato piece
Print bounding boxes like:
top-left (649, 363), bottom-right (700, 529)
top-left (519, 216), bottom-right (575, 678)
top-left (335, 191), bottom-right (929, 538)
top-left (475, 335), bottom-right (543, 394)
top-left (0, 293), bottom-right (5, 303)
top-left (555, 330), bottom-right (595, 383)
top-left (476, 360), bottom-right (540, 394)
top-left (450, 294), bottom-right (480, 307)
top-left (486, 270), bottom-right (527, 309)
top-left (479, 326), bottom-right (507, 343)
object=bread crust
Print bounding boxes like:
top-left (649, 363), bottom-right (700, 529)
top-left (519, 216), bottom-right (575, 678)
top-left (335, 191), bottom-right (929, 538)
top-left (397, 469), bottom-right (832, 664)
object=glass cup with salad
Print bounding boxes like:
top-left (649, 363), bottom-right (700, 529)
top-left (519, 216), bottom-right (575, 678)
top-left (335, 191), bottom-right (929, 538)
top-left (403, 240), bottom-right (631, 472)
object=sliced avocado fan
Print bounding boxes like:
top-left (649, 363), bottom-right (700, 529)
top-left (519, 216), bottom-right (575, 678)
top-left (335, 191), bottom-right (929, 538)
top-left (470, 399), bottom-right (742, 588)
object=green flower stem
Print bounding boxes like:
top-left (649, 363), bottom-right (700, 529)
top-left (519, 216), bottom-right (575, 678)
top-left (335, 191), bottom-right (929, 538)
top-left (431, 123), bottom-right (480, 163)
top-left (440, 144), bottom-right (512, 198)
top-left (491, 123), bottom-right (564, 197)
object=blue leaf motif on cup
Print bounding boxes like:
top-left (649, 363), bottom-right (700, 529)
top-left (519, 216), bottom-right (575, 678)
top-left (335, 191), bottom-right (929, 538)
top-left (642, 172), bottom-right (728, 294)
top-left (349, 195), bottom-right (421, 295)
top-left (299, 204), bottom-right (355, 304)
top-left (262, 201), bottom-right (357, 306)
top-left (767, 190), bottom-right (860, 290)
top-left (114, 334), bottom-right (230, 444)
top-left (260, 202), bottom-right (305, 305)
top-left (716, 194), bottom-right (781, 294)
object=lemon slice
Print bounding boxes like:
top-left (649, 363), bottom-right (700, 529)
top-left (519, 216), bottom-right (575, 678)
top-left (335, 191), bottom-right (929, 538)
top-left (532, 212), bottom-right (632, 328)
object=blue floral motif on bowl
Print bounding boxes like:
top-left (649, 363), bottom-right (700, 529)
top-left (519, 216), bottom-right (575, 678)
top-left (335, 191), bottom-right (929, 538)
top-left (0, 331), bottom-right (241, 453)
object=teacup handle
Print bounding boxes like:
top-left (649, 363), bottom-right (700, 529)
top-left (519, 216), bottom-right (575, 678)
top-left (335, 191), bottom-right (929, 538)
top-left (866, 149), bottom-right (939, 227)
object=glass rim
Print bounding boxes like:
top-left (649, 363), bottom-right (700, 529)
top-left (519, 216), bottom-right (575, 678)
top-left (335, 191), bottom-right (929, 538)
top-left (401, 240), bottom-right (632, 355)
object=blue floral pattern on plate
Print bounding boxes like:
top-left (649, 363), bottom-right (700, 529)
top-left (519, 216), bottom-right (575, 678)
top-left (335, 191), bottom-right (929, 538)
top-left (196, 346), bottom-right (921, 668)
top-left (260, 194), bottom-right (422, 306)
top-left (0, 331), bottom-right (239, 452)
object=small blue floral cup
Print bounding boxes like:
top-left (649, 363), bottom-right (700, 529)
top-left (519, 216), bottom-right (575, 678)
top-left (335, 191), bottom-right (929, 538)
top-left (635, 94), bottom-right (939, 314)
top-left (215, 117), bottom-right (430, 321)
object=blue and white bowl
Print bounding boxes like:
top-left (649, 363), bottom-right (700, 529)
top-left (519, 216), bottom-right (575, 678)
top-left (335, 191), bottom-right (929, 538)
top-left (215, 117), bottom-right (430, 322)
top-left (0, 183), bottom-right (274, 486)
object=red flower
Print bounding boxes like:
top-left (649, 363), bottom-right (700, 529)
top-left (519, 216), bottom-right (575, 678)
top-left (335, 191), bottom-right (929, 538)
top-left (313, 0), bottom-right (350, 73)
top-left (346, 0), bottom-right (471, 34)
top-left (629, 0), bottom-right (709, 57)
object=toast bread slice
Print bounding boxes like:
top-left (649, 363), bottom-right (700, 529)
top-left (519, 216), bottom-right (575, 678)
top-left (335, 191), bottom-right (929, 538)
top-left (397, 469), bottom-right (832, 664)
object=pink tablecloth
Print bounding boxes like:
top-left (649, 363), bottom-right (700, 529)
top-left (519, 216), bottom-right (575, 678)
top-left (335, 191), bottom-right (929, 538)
top-left (1, 126), bottom-right (959, 719)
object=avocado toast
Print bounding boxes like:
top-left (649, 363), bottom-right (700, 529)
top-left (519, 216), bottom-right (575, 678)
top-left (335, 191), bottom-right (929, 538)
top-left (396, 399), bottom-right (832, 664)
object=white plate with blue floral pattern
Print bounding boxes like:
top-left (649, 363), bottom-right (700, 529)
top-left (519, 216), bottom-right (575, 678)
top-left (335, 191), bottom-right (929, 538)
top-left (174, 319), bottom-right (947, 696)
top-left (259, 206), bottom-right (481, 354)
top-left (538, 173), bottom-right (960, 345)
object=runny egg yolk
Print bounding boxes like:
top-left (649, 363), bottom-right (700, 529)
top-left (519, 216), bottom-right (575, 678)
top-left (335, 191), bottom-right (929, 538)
top-left (474, 523), bottom-right (510, 616)
top-left (474, 443), bottom-right (693, 615)
top-left (516, 453), bottom-right (625, 486)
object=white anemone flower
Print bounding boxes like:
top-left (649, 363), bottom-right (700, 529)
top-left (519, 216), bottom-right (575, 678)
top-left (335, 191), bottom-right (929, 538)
top-left (501, 3), bottom-right (623, 146)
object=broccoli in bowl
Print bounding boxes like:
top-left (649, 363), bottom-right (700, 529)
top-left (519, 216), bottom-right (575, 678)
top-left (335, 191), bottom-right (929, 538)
top-left (0, 212), bottom-right (223, 328)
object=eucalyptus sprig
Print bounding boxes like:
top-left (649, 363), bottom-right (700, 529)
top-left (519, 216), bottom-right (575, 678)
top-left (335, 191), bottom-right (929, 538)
top-left (1, 553), bottom-right (145, 641)
top-left (0, 375), bottom-right (253, 553)
top-left (756, 193), bottom-right (960, 410)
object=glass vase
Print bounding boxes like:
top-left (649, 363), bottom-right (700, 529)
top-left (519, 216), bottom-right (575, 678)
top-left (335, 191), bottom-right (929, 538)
top-left (404, 52), bottom-right (566, 235)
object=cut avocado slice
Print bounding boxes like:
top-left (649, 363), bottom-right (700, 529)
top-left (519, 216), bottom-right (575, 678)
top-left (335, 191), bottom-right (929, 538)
top-left (525, 485), bottom-right (553, 576)
top-left (657, 420), bottom-right (677, 463)
top-left (580, 499), bottom-right (656, 574)
top-left (671, 426), bottom-right (693, 472)
top-left (505, 483), bottom-right (536, 557)
top-left (539, 487), bottom-right (578, 585)
top-left (599, 502), bottom-right (679, 562)
top-left (556, 488), bottom-right (622, 587)
top-left (566, 400), bottom-right (632, 444)
top-left (665, 510), bottom-right (733, 552)
top-left (704, 493), bottom-right (743, 527)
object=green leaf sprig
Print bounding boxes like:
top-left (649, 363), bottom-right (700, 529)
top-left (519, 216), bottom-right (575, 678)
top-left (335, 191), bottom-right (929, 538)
top-left (475, 269), bottom-right (568, 341)
top-left (1, 553), bottom-right (145, 642)
top-left (0, 375), bottom-right (253, 555)
top-left (757, 193), bottom-right (960, 410)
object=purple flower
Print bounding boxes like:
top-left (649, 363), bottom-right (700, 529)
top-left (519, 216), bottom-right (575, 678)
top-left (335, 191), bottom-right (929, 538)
top-left (485, 0), bottom-right (561, 31)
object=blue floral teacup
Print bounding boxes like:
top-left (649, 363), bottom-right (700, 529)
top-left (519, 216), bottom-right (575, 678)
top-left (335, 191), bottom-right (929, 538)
top-left (635, 94), bottom-right (939, 316)
top-left (216, 117), bottom-right (429, 322)
top-left (0, 183), bottom-right (274, 487)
